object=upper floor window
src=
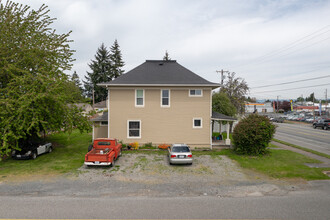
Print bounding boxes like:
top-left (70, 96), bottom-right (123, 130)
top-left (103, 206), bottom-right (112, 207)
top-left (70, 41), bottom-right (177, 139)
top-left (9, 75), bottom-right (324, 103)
top-left (189, 89), bottom-right (203, 97)
top-left (135, 89), bottom-right (144, 107)
top-left (161, 89), bottom-right (170, 107)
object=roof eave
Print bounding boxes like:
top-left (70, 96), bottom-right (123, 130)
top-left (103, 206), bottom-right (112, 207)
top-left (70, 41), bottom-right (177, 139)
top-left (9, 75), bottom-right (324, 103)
top-left (97, 83), bottom-right (221, 89)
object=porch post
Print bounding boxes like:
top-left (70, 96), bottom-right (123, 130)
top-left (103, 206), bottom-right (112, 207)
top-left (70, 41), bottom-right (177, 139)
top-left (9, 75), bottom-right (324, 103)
top-left (225, 123), bottom-right (231, 145)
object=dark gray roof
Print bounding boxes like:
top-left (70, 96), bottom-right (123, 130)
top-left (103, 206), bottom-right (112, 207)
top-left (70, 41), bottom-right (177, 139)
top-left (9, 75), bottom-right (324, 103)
top-left (212, 111), bottom-right (237, 121)
top-left (98, 60), bottom-right (220, 88)
top-left (93, 100), bottom-right (106, 108)
top-left (90, 112), bottom-right (108, 121)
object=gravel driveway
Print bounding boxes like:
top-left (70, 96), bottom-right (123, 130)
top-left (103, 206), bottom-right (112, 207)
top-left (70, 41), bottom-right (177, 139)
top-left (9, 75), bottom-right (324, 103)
top-left (0, 153), bottom-right (303, 198)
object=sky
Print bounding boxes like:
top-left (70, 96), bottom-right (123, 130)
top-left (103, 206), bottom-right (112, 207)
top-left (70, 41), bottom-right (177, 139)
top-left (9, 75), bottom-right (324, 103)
top-left (13, 0), bottom-right (330, 101)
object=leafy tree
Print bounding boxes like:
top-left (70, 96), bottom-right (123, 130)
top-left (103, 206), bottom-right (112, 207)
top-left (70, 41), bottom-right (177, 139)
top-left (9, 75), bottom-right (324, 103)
top-left (110, 39), bottom-right (125, 78)
top-left (305, 93), bottom-right (317, 102)
top-left (83, 43), bottom-right (112, 103)
top-left (233, 114), bottom-right (276, 155)
top-left (163, 50), bottom-right (171, 61)
top-left (0, 1), bottom-right (91, 157)
top-left (212, 92), bottom-right (237, 132)
top-left (296, 97), bottom-right (304, 103)
top-left (212, 92), bottom-right (236, 116)
top-left (221, 72), bottom-right (249, 114)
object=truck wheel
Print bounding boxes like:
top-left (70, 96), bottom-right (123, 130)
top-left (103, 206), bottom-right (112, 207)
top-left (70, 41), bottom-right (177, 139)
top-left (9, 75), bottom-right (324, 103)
top-left (31, 152), bottom-right (37, 160)
top-left (119, 149), bottom-right (122, 157)
top-left (88, 144), bottom-right (93, 152)
top-left (111, 159), bottom-right (115, 167)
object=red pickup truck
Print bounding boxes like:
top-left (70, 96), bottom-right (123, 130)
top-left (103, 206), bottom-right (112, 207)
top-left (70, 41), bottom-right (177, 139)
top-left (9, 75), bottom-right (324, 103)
top-left (84, 138), bottom-right (122, 166)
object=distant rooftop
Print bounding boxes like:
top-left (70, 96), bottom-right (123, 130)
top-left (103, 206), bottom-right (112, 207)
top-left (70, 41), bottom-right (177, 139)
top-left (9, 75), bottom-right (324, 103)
top-left (98, 60), bottom-right (220, 88)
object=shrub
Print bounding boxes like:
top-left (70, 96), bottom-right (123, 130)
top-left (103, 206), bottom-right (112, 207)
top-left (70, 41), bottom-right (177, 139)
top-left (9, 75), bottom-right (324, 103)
top-left (233, 114), bottom-right (276, 155)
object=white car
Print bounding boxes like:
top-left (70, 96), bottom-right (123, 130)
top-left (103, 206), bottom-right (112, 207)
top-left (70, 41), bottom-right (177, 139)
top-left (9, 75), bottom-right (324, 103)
top-left (168, 144), bottom-right (193, 165)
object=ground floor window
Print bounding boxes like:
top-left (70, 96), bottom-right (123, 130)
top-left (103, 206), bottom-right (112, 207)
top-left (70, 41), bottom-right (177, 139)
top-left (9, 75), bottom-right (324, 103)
top-left (128, 120), bottom-right (141, 138)
top-left (193, 118), bottom-right (202, 128)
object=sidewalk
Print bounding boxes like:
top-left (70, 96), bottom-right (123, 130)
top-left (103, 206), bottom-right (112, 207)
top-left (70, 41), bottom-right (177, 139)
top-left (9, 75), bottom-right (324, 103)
top-left (271, 141), bottom-right (330, 168)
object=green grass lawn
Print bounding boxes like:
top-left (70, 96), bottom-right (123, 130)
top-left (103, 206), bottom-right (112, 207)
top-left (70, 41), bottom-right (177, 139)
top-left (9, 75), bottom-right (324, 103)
top-left (1, 131), bottom-right (329, 181)
top-left (222, 145), bottom-right (330, 181)
top-left (0, 130), bottom-right (91, 179)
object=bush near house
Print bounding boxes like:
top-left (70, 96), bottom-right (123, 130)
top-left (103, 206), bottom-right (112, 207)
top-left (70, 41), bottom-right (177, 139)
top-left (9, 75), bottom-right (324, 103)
top-left (233, 114), bottom-right (276, 155)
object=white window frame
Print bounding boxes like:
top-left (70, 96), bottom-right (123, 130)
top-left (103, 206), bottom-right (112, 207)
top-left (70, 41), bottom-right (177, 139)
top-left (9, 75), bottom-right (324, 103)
top-left (189, 89), bottom-right (203, 97)
top-left (193, 118), bottom-right (202, 128)
top-left (135, 89), bottom-right (144, 107)
top-left (127, 120), bottom-right (141, 139)
top-left (161, 89), bottom-right (170, 107)
top-left (100, 121), bottom-right (108, 126)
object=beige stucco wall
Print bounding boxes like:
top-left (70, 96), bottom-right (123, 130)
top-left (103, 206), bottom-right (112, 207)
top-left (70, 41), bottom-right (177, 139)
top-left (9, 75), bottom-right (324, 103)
top-left (108, 87), bottom-right (212, 148)
top-left (93, 122), bottom-right (108, 139)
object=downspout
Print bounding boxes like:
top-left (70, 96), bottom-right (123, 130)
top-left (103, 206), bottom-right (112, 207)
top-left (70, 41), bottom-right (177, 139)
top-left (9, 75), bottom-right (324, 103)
top-left (210, 89), bottom-right (212, 150)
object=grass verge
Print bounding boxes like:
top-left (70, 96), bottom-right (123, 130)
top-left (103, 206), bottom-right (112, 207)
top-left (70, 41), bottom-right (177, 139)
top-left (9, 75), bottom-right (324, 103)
top-left (0, 130), bottom-right (91, 179)
top-left (273, 138), bottom-right (330, 159)
top-left (222, 146), bottom-right (330, 181)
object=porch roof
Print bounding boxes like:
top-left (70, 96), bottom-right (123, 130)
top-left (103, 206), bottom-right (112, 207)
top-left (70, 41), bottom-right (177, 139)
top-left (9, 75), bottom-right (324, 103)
top-left (211, 111), bottom-right (237, 121)
top-left (90, 112), bottom-right (108, 122)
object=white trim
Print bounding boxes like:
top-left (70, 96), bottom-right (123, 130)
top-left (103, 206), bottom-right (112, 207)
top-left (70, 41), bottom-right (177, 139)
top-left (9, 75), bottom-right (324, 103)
top-left (108, 89), bottom-right (110, 138)
top-left (135, 89), bottom-right (145, 107)
top-left (210, 90), bottom-right (212, 150)
top-left (193, 118), bottom-right (203, 129)
top-left (127, 120), bottom-right (142, 139)
top-left (98, 83), bottom-right (220, 88)
top-left (189, 89), bottom-right (203, 97)
top-left (160, 89), bottom-right (170, 108)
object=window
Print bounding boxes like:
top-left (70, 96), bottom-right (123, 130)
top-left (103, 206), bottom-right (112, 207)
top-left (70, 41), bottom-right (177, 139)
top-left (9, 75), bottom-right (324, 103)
top-left (189, 89), bottom-right (202, 97)
top-left (161, 89), bottom-right (170, 107)
top-left (128, 120), bottom-right (141, 138)
top-left (100, 121), bottom-right (108, 126)
top-left (193, 118), bottom-right (202, 128)
top-left (135, 89), bottom-right (144, 107)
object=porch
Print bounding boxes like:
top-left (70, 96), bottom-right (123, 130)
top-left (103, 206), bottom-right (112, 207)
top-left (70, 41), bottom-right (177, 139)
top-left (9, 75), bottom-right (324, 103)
top-left (211, 111), bottom-right (237, 149)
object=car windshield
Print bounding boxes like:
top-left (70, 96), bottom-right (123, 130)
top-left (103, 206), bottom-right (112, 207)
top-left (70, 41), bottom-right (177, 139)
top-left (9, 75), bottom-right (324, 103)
top-left (172, 146), bottom-right (190, 153)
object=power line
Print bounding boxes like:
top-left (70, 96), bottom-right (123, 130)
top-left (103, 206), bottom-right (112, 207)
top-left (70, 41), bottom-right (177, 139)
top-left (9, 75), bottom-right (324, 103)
top-left (251, 83), bottom-right (330, 94)
top-left (251, 75), bottom-right (330, 89)
top-left (231, 24), bottom-right (330, 69)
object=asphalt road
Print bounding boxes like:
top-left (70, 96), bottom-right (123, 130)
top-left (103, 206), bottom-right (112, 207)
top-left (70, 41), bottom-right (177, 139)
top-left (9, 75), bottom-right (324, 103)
top-left (274, 122), bottom-right (330, 155)
top-left (0, 180), bottom-right (329, 219)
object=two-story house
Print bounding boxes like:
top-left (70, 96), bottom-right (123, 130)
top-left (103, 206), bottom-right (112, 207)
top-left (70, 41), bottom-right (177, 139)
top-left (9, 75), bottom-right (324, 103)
top-left (96, 60), bottom-right (221, 149)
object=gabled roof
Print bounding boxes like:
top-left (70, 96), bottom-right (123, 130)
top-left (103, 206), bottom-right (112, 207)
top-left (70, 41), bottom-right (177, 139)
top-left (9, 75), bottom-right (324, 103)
top-left (93, 100), bottom-right (106, 108)
top-left (98, 60), bottom-right (220, 88)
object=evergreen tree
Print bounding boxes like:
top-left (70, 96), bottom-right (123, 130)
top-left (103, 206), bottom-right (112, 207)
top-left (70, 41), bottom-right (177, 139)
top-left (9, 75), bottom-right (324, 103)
top-left (83, 43), bottom-right (112, 103)
top-left (110, 39), bottom-right (125, 78)
top-left (163, 50), bottom-right (171, 61)
top-left (71, 71), bottom-right (83, 92)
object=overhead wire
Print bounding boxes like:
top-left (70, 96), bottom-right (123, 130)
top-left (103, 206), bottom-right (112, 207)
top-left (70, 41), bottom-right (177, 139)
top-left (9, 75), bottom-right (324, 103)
top-left (251, 83), bottom-right (330, 94)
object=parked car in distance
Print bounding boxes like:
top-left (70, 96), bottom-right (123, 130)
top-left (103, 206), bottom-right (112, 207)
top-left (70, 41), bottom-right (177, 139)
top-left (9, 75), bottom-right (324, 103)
top-left (313, 119), bottom-right (330, 130)
top-left (168, 144), bottom-right (193, 165)
top-left (12, 140), bottom-right (53, 160)
top-left (84, 138), bottom-right (122, 166)
top-left (273, 117), bottom-right (284, 123)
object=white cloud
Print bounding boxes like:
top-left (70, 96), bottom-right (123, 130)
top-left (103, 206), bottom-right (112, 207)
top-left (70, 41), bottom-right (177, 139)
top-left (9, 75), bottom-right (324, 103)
top-left (12, 0), bottom-right (330, 100)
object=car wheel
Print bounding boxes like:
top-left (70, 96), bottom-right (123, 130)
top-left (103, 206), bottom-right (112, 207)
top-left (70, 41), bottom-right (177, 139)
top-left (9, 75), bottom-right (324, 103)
top-left (313, 125), bottom-right (316, 129)
top-left (324, 126), bottom-right (328, 130)
top-left (48, 147), bottom-right (53, 153)
top-left (31, 152), bottom-right (37, 160)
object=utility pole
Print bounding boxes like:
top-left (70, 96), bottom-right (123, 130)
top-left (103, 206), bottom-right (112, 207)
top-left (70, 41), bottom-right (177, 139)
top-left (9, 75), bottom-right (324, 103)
top-left (92, 89), bottom-right (95, 106)
top-left (277, 96), bottom-right (279, 114)
top-left (216, 69), bottom-right (229, 86)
